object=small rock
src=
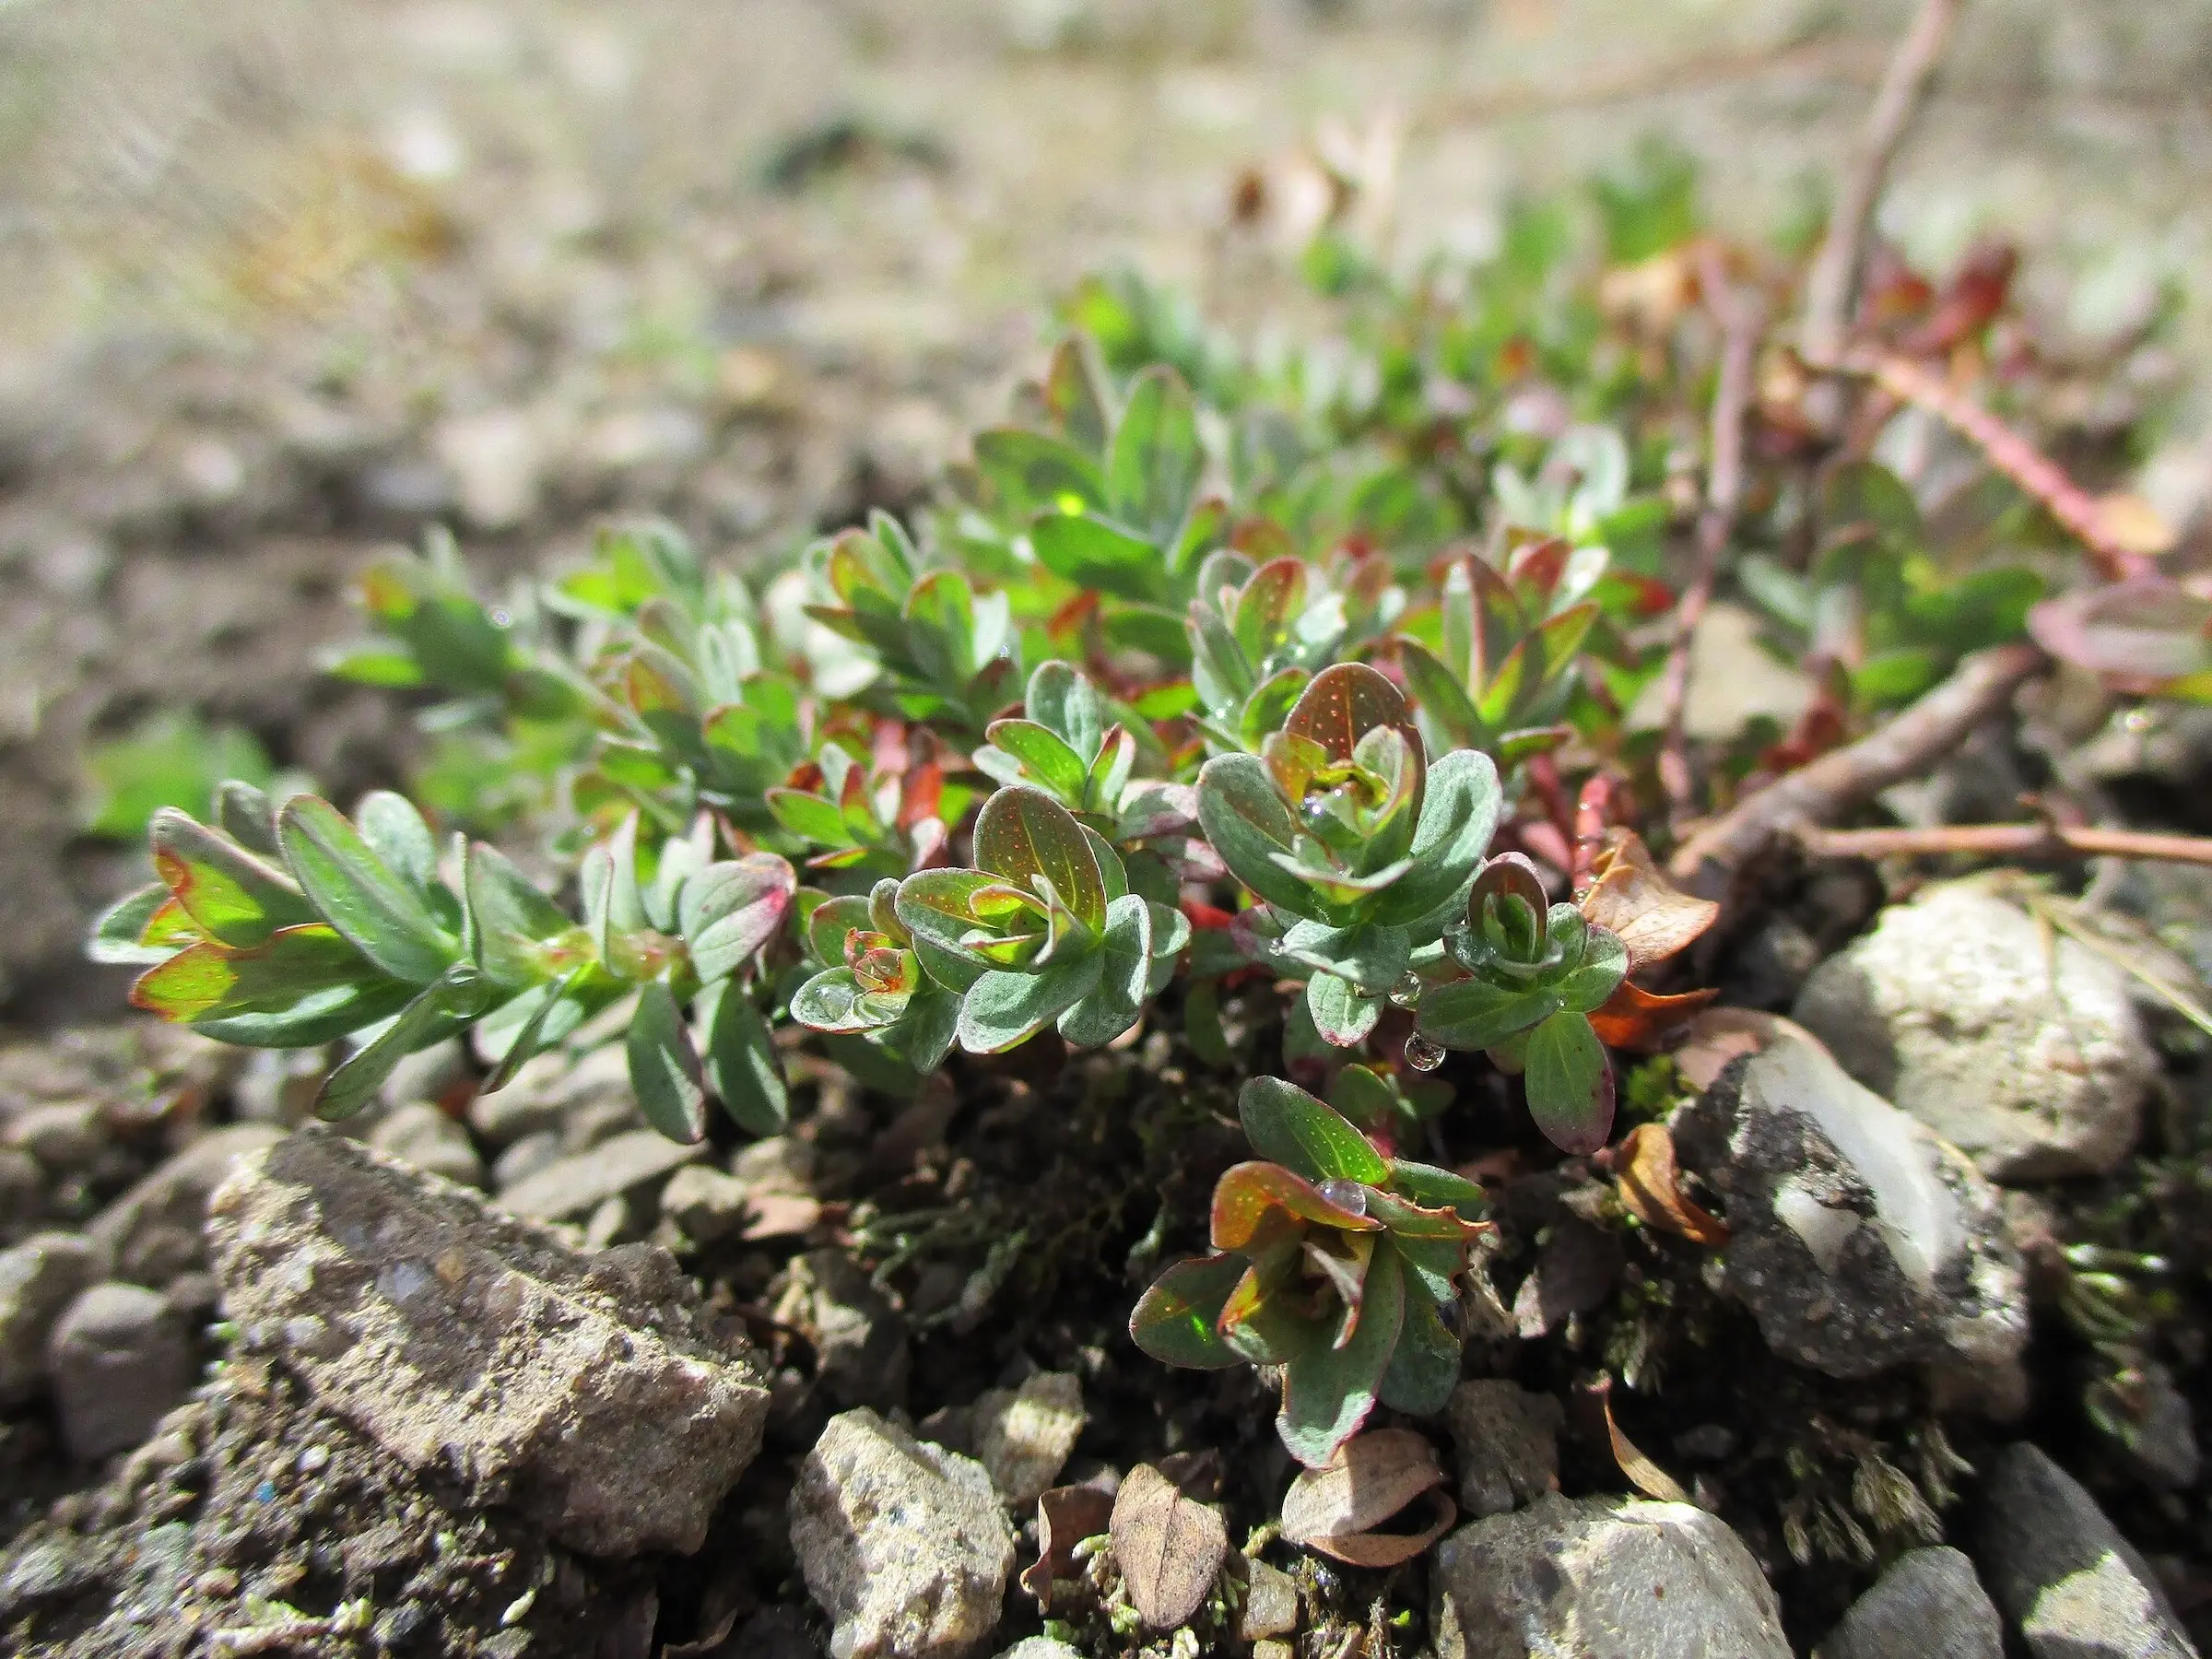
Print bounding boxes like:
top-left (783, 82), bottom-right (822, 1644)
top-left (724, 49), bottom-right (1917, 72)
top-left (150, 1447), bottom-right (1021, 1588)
top-left (1974, 1443), bottom-right (2201, 1659)
top-left (494, 1127), bottom-right (705, 1223)
top-left (3, 1100), bottom-right (107, 1174)
top-left (732, 1135), bottom-right (818, 1193)
top-left (1239, 1558), bottom-right (1300, 1641)
top-left (206, 1128), bottom-right (770, 1555)
top-left (0, 1232), bottom-right (100, 1403)
top-left (469, 1043), bottom-right (629, 1147)
top-left (790, 1407), bottom-right (1016, 1659)
top-left (0, 1149), bottom-right (41, 1241)
top-left (379, 1039), bottom-right (471, 1113)
top-left (774, 1249), bottom-right (910, 1411)
top-left (994, 1643), bottom-right (1084, 1659)
top-left (1672, 1017), bottom-right (2029, 1413)
top-left (88, 1124), bottom-right (284, 1288)
top-left (432, 407), bottom-right (544, 531)
top-left (661, 1165), bottom-right (753, 1244)
top-left (1794, 881), bottom-right (2158, 1181)
top-left (1433, 1493), bottom-right (1790, 1659)
top-left (2100, 1363), bottom-right (2201, 1491)
top-left (368, 1102), bottom-right (486, 1189)
top-left (492, 1130), bottom-right (564, 1192)
top-left (1815, 1547), bottom-right (2002, 1659)
top-left (1445, 1380), bottom-right (1563, 1518)
top-left (971, 1371), bottom-right (1084, 1508)
top-left (46, 1283), bottom-right (194, 1460)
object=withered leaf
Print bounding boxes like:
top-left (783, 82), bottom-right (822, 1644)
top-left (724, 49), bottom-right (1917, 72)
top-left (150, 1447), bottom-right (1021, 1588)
top-left (1021, 1482), bottom-right (1115, 1604)
top-left (1579, 829), bottom-right (1720, 972)
top-left (1613, 1124), bottom-right (1729, 1248)
top-left (1111, 1462), bottom-right (1230, 1630)
top-left (1590, 1374), bottom-right (1688, 1504)
top-left (1588, 979), bottom-right (1717, 1052)
top-left (1511, 1218), bottom-right (1623, 1340)
top-left (1279, 1429), bottom-right (1456, 1567)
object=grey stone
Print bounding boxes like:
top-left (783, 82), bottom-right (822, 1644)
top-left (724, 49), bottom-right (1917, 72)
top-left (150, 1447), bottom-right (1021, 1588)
top-left (492, 1130), bottom-right (564, 1192)
top-left (790, 1407), bottom-right (1016, 1659)
top-left (367, 1101), bottom-right (487, 1189)
top-left (469, 1042), bottom-right (631, 1148)
top-left (45, 1282), bottom-right (194, 1460)
top-left (1974, 1443), bottom-right (2201, 1659)
top-left (88, 1124), bottom-right (285, 1288)
top-left (661, 1165), bottom-right (753, 1244)
top-left (775, 1248), bottom-right (910, 1411)
top-left (1816, 1547), bottom-right (2002, 1659)
top-left (1433, 1493), bottom-right (1790, 1659)
top-left (206, 1127), bottom-right (770, 1556)
top-left (1794, 882), bottom-right (2158, 1181)
top-left (0, 1232), bottom-right (100, 1403)
top-left (994, 1642), bottom-right (1084, 1659)
top-left (971, 1371), bottom-right (1084, 1508)
top-left (1239, 1558), bottom-right (1299, 1641)
top-left (2100, 1363), bottom-right (2200, 1491)
top-left (494, 1127), bottom-right (704, 1223)
top-left (379, 1039), bottom-right (471, 1113)
top-left (3, 1100), bottom-right (108, 1174)
top-left (1446, 1380), bottom-right (1564, 1517)
top-left (1672, 1018), bottom-right (2029, 1413)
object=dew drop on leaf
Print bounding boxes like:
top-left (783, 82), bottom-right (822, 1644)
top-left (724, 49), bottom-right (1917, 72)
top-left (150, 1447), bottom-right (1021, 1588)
top-left (1388, 971), bottom-right (1424, 1009)
top-left (1403, 1033), bottom-right (1446, 1073)
top-left (1318, 1179), bottom-right (1369, 1216)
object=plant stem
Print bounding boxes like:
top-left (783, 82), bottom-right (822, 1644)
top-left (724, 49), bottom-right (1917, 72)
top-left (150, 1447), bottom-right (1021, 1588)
top-left (1798, 821), bottom-right (2212, 869)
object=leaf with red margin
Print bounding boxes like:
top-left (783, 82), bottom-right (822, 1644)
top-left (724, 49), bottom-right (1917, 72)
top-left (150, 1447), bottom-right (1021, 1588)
top-left (1284, 663), bottom-right (1413, 764)
top-left (1588, 979), bottom-right (1718, 1050)
top-left (1211, 1161), bottom-right (1382, 1253)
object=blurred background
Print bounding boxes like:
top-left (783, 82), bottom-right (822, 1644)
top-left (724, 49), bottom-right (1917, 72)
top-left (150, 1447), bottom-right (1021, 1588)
top-left (2, 0), bottom-right (2210, 1024)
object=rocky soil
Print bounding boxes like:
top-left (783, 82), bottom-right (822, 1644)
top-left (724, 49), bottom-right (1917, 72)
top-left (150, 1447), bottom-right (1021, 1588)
top-left (0, 2), bottom-right (2210, 1656)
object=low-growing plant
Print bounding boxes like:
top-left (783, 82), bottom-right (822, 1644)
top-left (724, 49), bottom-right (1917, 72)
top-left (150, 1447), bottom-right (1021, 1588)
top-left (1129, 1077), bottom-right (1490, 1466)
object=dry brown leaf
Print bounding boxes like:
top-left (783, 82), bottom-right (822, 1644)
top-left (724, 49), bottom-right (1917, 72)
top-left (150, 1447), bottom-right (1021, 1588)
top-left (1111, 1463), bottom-right (1229, 1630)
top-left (1613, 1124), bottom-right (1730, 1248)
top-left (1021, 1482), bottom-right (1115, 1604)
top-left (742, 1192), bottom-right (823, 1241)
top-left (1579, 829), bottom-right (1721, 971)
top-left (1280, 1429), bottom-right (1456, 1567)
top-left (1590, 1375), bottom-right (1689, 1504)
top-left (1588, 979), bottom-right (1718, 1051)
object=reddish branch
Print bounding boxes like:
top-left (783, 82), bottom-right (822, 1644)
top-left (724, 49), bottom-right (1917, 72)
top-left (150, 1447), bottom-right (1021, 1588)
top-left (1657, 254), bottom-right (1764, 823)
top-left (1666, 640), bottom-right (2050, 896)
top-left (1839, 348), bottom-right (2156, 582)
top-left (1800, 0), bottom-right (1966, 366)
top-left (1799, 821), bottom-right (2212, 869)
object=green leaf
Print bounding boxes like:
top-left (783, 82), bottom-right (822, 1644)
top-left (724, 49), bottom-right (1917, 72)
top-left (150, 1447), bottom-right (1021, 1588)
top-left (1129, 1253), bottom-right (1248, 1371)
top-left (130, 924), bottom-right (383, 1027)
top-left (278, 795), bottom-right (458, 985)
top-left (316, 974), bottom-right (470, 1122)
top-left (700, 978), bottom-right (789, 1136)
top-left (1057, 892), bottom-right (1153, 1047)
top-left (1030, 512), bottom-right (1165, 604)
top-left (895, 869), bottom-right (1036, 974)
top-left (1417, 974), bottom-right (1564, 1052)
top-left (1232, 558), bottom-right (1308, 667)
top-left (1306, 973), bottom-right (1382, 1048)
top-left (147, 809), bottom-right (315, 947)
top-left (1277, 920), bottom-right (1409, 995)
top-left (1524, 1009), bottom-right (1614, 1156)
top-left (1109, 365), bottom-right (1202, 543)
top-left (1369, 750), bottom-right (1502, 928)
top-left (1277, 1240), bottom-right (1404, 1468)
top-left (356, 791), bottom-right (441, 903)
top-left (1386, 1159), bottom-right (1490, 1223)
top-left (972, 786), bottom-right (1108, 934)
top-left (902, 570), bottom-right (982, 687)
top-left (1398, 640), bottom-right (1485, 750)
top-left (979, 719), bottom-right (1088, 801)
top-left (1378, 1265), bottom-right (1462, 1416)
top-left (1194, 753), bottom-right (1324, 919)
top-left (479, 972), bottom-right (587, 1092)
top-left (767, 789), bottom-right (851, 848)
top-left (627, 979), bottom-right (709, 1144)
top-left (88, 884), bottom-right (176, 967)
top-left (1238, 667), bottom-right (1312, 749)
top-left (1557, 924), bottom-right (1629, 1013)
top-left (82, 712), bottom-right (276, 841)
top-left (681, 855), bottom-right (798, 983)
top-left (955, 954), bottom-right (1103, 1054)
top-left (465, 842), bottom-right (574, 989)
top-left (971, 428), bottom-right (1107, 520)
top-left (213, 781), bottom-right (281, 855)
top-left (1240, 1077), bottom-right (1389, 1186)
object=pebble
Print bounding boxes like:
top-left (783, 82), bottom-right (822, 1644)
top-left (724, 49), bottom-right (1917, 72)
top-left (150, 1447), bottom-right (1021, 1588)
top-left (87, 1124), bottom-right (285, 1288)
top-left (1239, 1558), bottom-right (1299, 1641)
top-left (0, 1230), bottom-right (100, 1404)
top-left (971, 1371), bottom-right (1085, 1508)
top-left (1432, 1493), bottom-right (1790, 1659)
top-left (493, 1127), bottom-right (705, 1223)
top-left (789, 1407), bottom-right (1016, 1659)
top-left (1672, 1015), bottom-right (2030, 1415)
top-left (1445, 1380), bottom-right (1564, 1518)
top-left (1814, 1547), bottom-right (2002, 1659)
top-left (1973, 1443), bottom-right (2201, 1659)
top-left (368, 1101), bottom-right (487, 1190)
top-left (660, 1165), bottom-right (753, 1245)
top-left (1794, 882), bottom-right (2158, 1182)
top-left (3, 1100), bottom-right (108, 1175)
top-left (773, 1249), bottom-right (911, 1412)
top-left (46, 1282), bottom-right (194, 1461)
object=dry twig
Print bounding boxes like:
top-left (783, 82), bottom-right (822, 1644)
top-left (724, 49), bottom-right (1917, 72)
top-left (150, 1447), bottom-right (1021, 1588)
top-left (1800, 0), bottom-right (1967, 365)
top-left (1657, 252), bottom-right (1764, 823)
top-left (1667, 640), bottom-right (2049, 897)
top-left (1798, 821), bottom-right (2212, 870)
top-left (1839, 348), bottom-right (2157, 582)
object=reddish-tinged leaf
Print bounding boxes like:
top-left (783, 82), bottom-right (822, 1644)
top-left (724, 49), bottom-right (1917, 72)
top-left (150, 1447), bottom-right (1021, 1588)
top-left (2028, 578), bottom-right (2212, 695)
top-left (1613, 1123), bottom-right (1729, 1247)
top-left (1211, 1162), bottom-right (1383, 1252)
top-left (1284, 663), bottom-right (1411, 764)
top-left (1506, 535), bottom-right (1571, 606)
top-left (1021, 1483), bottom-right (1116, 1603)
top-left (973, 785), bottom-right (1108, 933)
top-left (1588, 979), bottom-right (1718, 1050)
top-left (1577, 829), bottom-right (1718, 971)
top-left (1589, 1374), bottom-right (1688, 1504)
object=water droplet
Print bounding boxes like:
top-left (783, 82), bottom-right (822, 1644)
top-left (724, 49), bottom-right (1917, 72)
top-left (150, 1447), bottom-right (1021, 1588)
top-left (1388, 971), bottom-right (1424, 1009)
top-left (1318, 1179), bottom-right (1369, 1217)
top-left (1403, 1033), bottom-right (1446, 1073)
